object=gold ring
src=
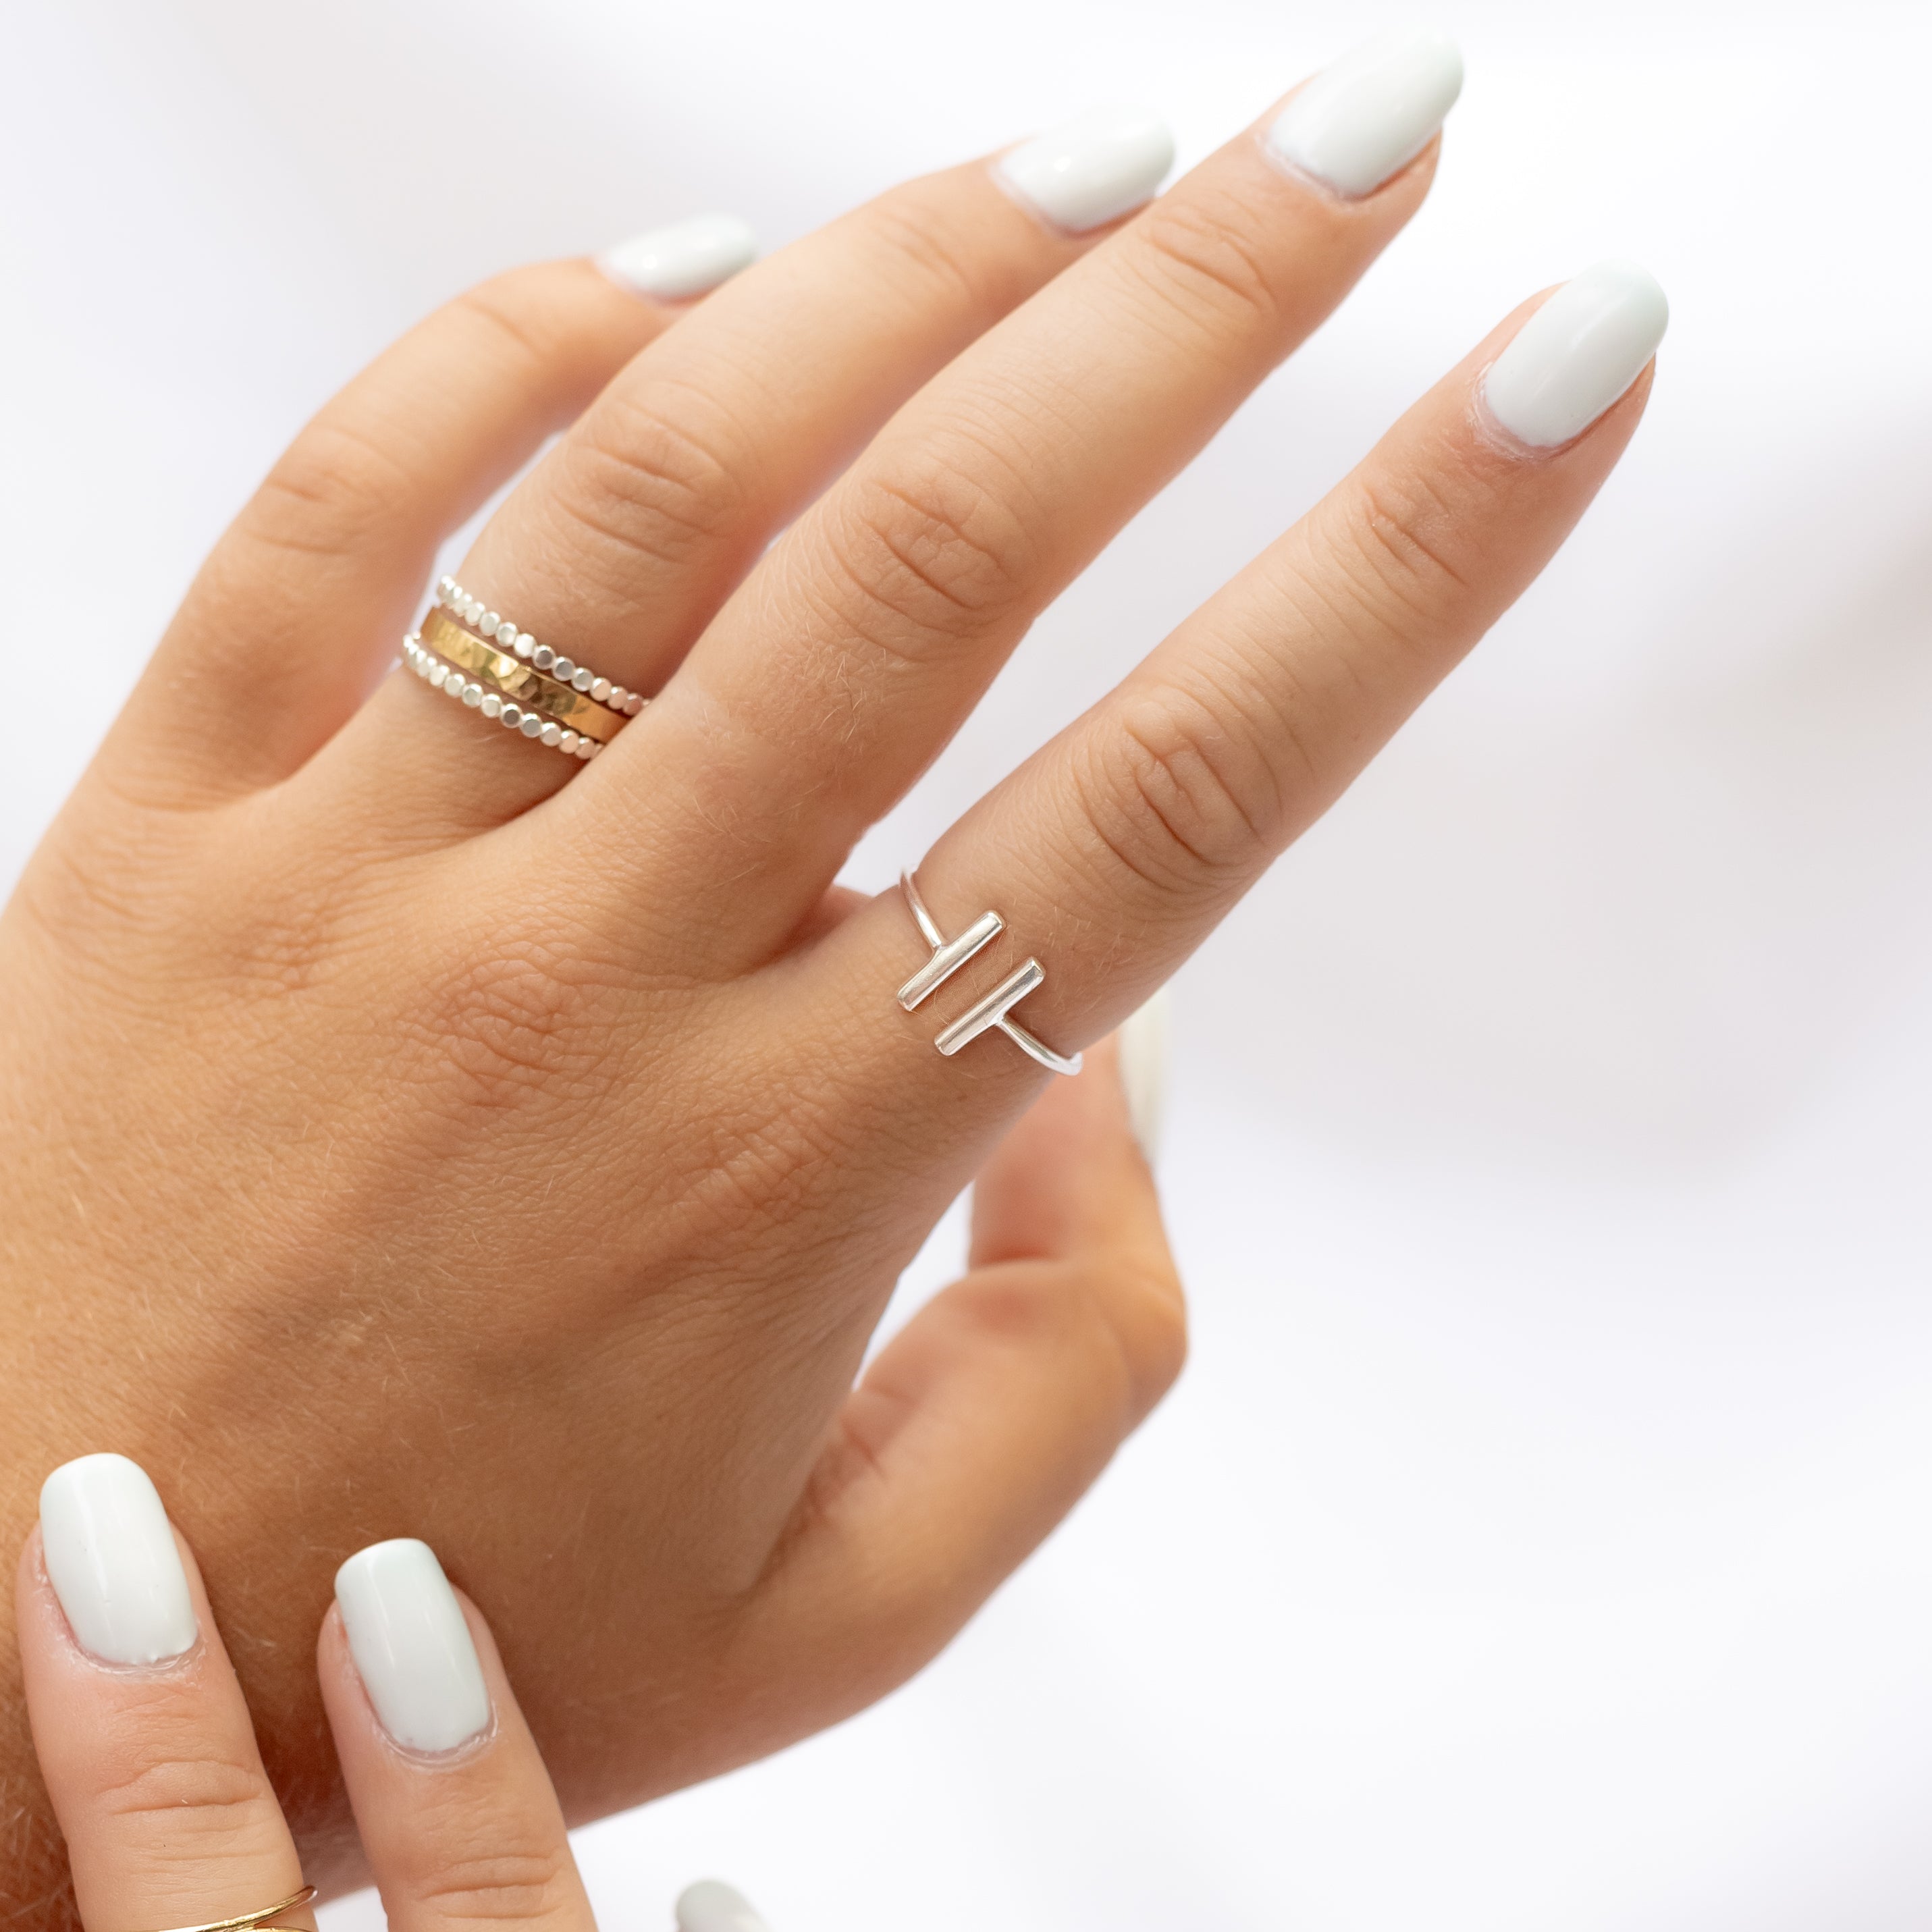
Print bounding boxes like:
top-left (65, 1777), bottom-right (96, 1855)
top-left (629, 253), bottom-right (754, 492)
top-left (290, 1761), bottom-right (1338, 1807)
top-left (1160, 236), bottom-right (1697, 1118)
top-left (421, 610), bottom-right (624, 743)
top-left (136, 1884), bottom-right (317, 1932)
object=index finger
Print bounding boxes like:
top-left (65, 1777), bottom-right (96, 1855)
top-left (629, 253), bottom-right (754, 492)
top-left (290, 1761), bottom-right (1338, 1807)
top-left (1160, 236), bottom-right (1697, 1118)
top-left (793, 261), bottom-right (1666, 1160)
top-left (18, 1455), bottom-right (312, 1932)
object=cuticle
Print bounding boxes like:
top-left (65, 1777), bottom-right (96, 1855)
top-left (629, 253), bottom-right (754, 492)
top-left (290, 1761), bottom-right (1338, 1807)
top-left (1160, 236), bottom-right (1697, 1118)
top-left (1250, 121), bottom-right (1433, 209)
top-left (1467, 363), bottom-right (1571, 464)
top-left (377, 1707), bottom-right (500, 1771)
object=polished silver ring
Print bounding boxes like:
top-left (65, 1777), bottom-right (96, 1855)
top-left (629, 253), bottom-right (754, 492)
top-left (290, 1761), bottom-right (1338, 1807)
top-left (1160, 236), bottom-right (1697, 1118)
top-left (895, 872), bottom-right (1081, 1076)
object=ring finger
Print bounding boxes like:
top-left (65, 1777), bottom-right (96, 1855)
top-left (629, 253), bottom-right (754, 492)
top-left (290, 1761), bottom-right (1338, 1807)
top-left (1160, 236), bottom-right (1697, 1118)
top-left (321, 111), bottom-right (1177, 830)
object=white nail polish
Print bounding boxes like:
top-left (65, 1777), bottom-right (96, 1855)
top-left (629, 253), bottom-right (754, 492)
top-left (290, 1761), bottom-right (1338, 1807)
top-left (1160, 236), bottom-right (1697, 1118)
top-left (39, 1453), bottom-right (198, 1666)
top-left (1482, 260), bottom-right (1669, 449)
top-left (676, 1881), bottom-right (772, 1932)
top-left (335, 1540), bottom-right (490, 1752)
top-left (596, 214), bottom-right (758, 300)
top-left (996, 105), bottom-right (1175, 234)
top-left (1118, 988), bottom-right (1171, 1161)
top-left (1266, 28), bottom-right (1464, 198)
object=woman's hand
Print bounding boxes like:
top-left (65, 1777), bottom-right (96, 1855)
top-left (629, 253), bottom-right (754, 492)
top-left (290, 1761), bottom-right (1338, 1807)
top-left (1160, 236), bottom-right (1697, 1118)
top-left (0, 26), bottom-right (1666, 1908)
top-left (20, 1455), bottom-right (772, 1932)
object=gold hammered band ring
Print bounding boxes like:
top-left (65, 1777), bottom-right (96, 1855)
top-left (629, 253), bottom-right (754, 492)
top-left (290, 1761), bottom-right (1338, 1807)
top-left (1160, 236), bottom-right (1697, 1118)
top-left (418, 612), bottom-right (624, 743)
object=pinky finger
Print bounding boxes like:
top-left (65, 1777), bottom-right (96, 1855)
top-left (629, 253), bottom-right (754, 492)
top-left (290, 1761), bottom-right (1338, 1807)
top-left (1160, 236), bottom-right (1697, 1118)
top-left (319, 1540), bottom-right (593, 1932)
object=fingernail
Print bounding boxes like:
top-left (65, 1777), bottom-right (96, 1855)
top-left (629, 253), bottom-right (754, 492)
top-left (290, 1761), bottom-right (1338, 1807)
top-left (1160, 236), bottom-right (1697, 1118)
top-left (996, 105), bottom-right (1175, 234)
top-left (335, 1539), bottom-right (490, 1752)
top-left (1266, 28), bottom-right (1464, 197)
top-left (596, 213), bottom-right (759, 300)
top-left (1118, 986), bottom-right (1171, 1161)
top-left (39, 1453), bottom-right (198, 1666)
top-left (676, 1881), bottom-right (772, 1932)
top-left (1482, 259), bottom-right (1670, 449)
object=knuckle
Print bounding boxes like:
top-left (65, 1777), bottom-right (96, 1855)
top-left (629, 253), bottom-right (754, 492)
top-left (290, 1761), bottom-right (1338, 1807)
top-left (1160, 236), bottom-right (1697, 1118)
top-left (552, 383), bottom-right (749, 578)
top-left (446, 272), bottom-right (573, 369)
top-left (1075, 680), bottom-right (1283, 896)
top-left (820, 450), bottom-right (1039, 664)
top-left (401, 1838), bottom-right (578, 1927)
top-left (1123, 192), bottom-right (1286, 339)
top-left (245, 414), bottom-right (414, 564)
top-left (1335, 472), bottom-right (1478, 635)
top-left (95, 1747), bottom-right (281, 1853)
top-left (855, 182), bottom-right (1015, 324)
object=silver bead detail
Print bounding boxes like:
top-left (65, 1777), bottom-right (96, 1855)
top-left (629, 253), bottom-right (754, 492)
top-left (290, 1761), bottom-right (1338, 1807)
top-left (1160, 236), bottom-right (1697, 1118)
top-left (501, 703), bottom-right (523, 728)
top-left (533, 645), bottom-right (556, 671)
top-left (481, 693), bottom-right (502, 719)
top-left (624, 694), bottom-right (644, 716)
top-left (571, 666), bottom-right (594, 693)
top-left (514, 635), bottom-right (535, 660)
top-left (590, 676), bottom-right (611, 702)
top-left (540, 722), bottom-right (562, 747)
top-left (559, 730), bottom-right (580, 754)
top-left (519, 713), bottom-right (544, 739)
top-left (553, 657), bottom-right (576, 681)
top-left (461, 682), bottom-right (483, 707)
top-left (495, 620), bottom-right (518, 647)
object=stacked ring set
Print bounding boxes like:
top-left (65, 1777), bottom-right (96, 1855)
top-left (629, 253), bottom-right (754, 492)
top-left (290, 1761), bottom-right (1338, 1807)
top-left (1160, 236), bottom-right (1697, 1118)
top-left (402, 577), bottom-right (647, 760)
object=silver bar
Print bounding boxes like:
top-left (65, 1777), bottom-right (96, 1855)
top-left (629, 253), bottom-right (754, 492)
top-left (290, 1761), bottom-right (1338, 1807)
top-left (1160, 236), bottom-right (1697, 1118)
top-left (897, 909), bottom-right (1003, 1011)
top-left (935, 959), bottom-right (1045, 1056)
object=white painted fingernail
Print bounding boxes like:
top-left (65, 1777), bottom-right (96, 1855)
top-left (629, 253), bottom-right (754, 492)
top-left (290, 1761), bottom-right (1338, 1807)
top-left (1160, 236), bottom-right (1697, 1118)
top-left (1266, 28), bottom-right (1464, 197)
top-left (1482, 260), bottom-right (1669, 449)
top-left (596, 214), bottom-right (758, 300)
top-left (40, 1453), bottom-right (198, 1667)
top-left (676, 1880), bottom-right (771, 1932)
top-left (335, 1539), bottom-right (490, 1752)
top-left (996, 105), bottom-right (1175, 233)
top-left (1118, 986), bottom-right (1171, 1162)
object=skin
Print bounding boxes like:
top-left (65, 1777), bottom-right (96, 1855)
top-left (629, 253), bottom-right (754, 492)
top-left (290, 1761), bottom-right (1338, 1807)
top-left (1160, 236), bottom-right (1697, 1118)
top-left (0, 80), bottom-right (1653, 1922)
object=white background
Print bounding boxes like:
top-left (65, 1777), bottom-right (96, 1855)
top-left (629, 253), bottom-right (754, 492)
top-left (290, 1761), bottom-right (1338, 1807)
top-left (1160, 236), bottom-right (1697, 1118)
top-left (7, 1), bottom-right (1932, 1926)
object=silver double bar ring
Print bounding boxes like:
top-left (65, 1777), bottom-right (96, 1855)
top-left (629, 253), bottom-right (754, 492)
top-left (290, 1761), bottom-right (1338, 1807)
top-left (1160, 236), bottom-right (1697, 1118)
top-left (894, 872), bottom-right (1081, 1077)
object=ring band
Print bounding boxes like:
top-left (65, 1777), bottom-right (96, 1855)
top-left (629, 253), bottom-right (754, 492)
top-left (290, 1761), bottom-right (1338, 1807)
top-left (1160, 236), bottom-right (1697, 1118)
top-left (135, 1884), bottom-right (317, 1932)
top-left (404, 635), bottom-right (602, 759)
top-left (896, 872), bottom-right (1081, 1076)
top-left (435, 578), bottom-right (643, 716)
top-left (419, 612), bottom-right (624, 743)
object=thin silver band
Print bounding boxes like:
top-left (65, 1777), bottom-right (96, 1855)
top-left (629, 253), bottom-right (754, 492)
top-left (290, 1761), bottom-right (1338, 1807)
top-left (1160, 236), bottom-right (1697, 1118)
top-left (896, 873), bottom-right (1081, 1076)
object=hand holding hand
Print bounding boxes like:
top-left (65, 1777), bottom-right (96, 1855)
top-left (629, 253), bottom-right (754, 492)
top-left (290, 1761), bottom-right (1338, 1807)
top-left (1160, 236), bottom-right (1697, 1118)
top-left (22, 1457), bottom-right (774, 1932)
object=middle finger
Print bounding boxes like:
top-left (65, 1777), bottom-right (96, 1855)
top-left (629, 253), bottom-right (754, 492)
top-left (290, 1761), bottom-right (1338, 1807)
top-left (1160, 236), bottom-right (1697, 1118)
top-left (593, 29), bottom-right (1463, 964)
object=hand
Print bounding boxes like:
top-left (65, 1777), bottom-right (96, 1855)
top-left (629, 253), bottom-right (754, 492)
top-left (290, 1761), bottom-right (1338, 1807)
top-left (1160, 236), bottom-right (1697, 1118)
top-left (20, 1455), bottom-right (774, 1932)
top-left (0, 28), bottom-right (1665, 1909)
